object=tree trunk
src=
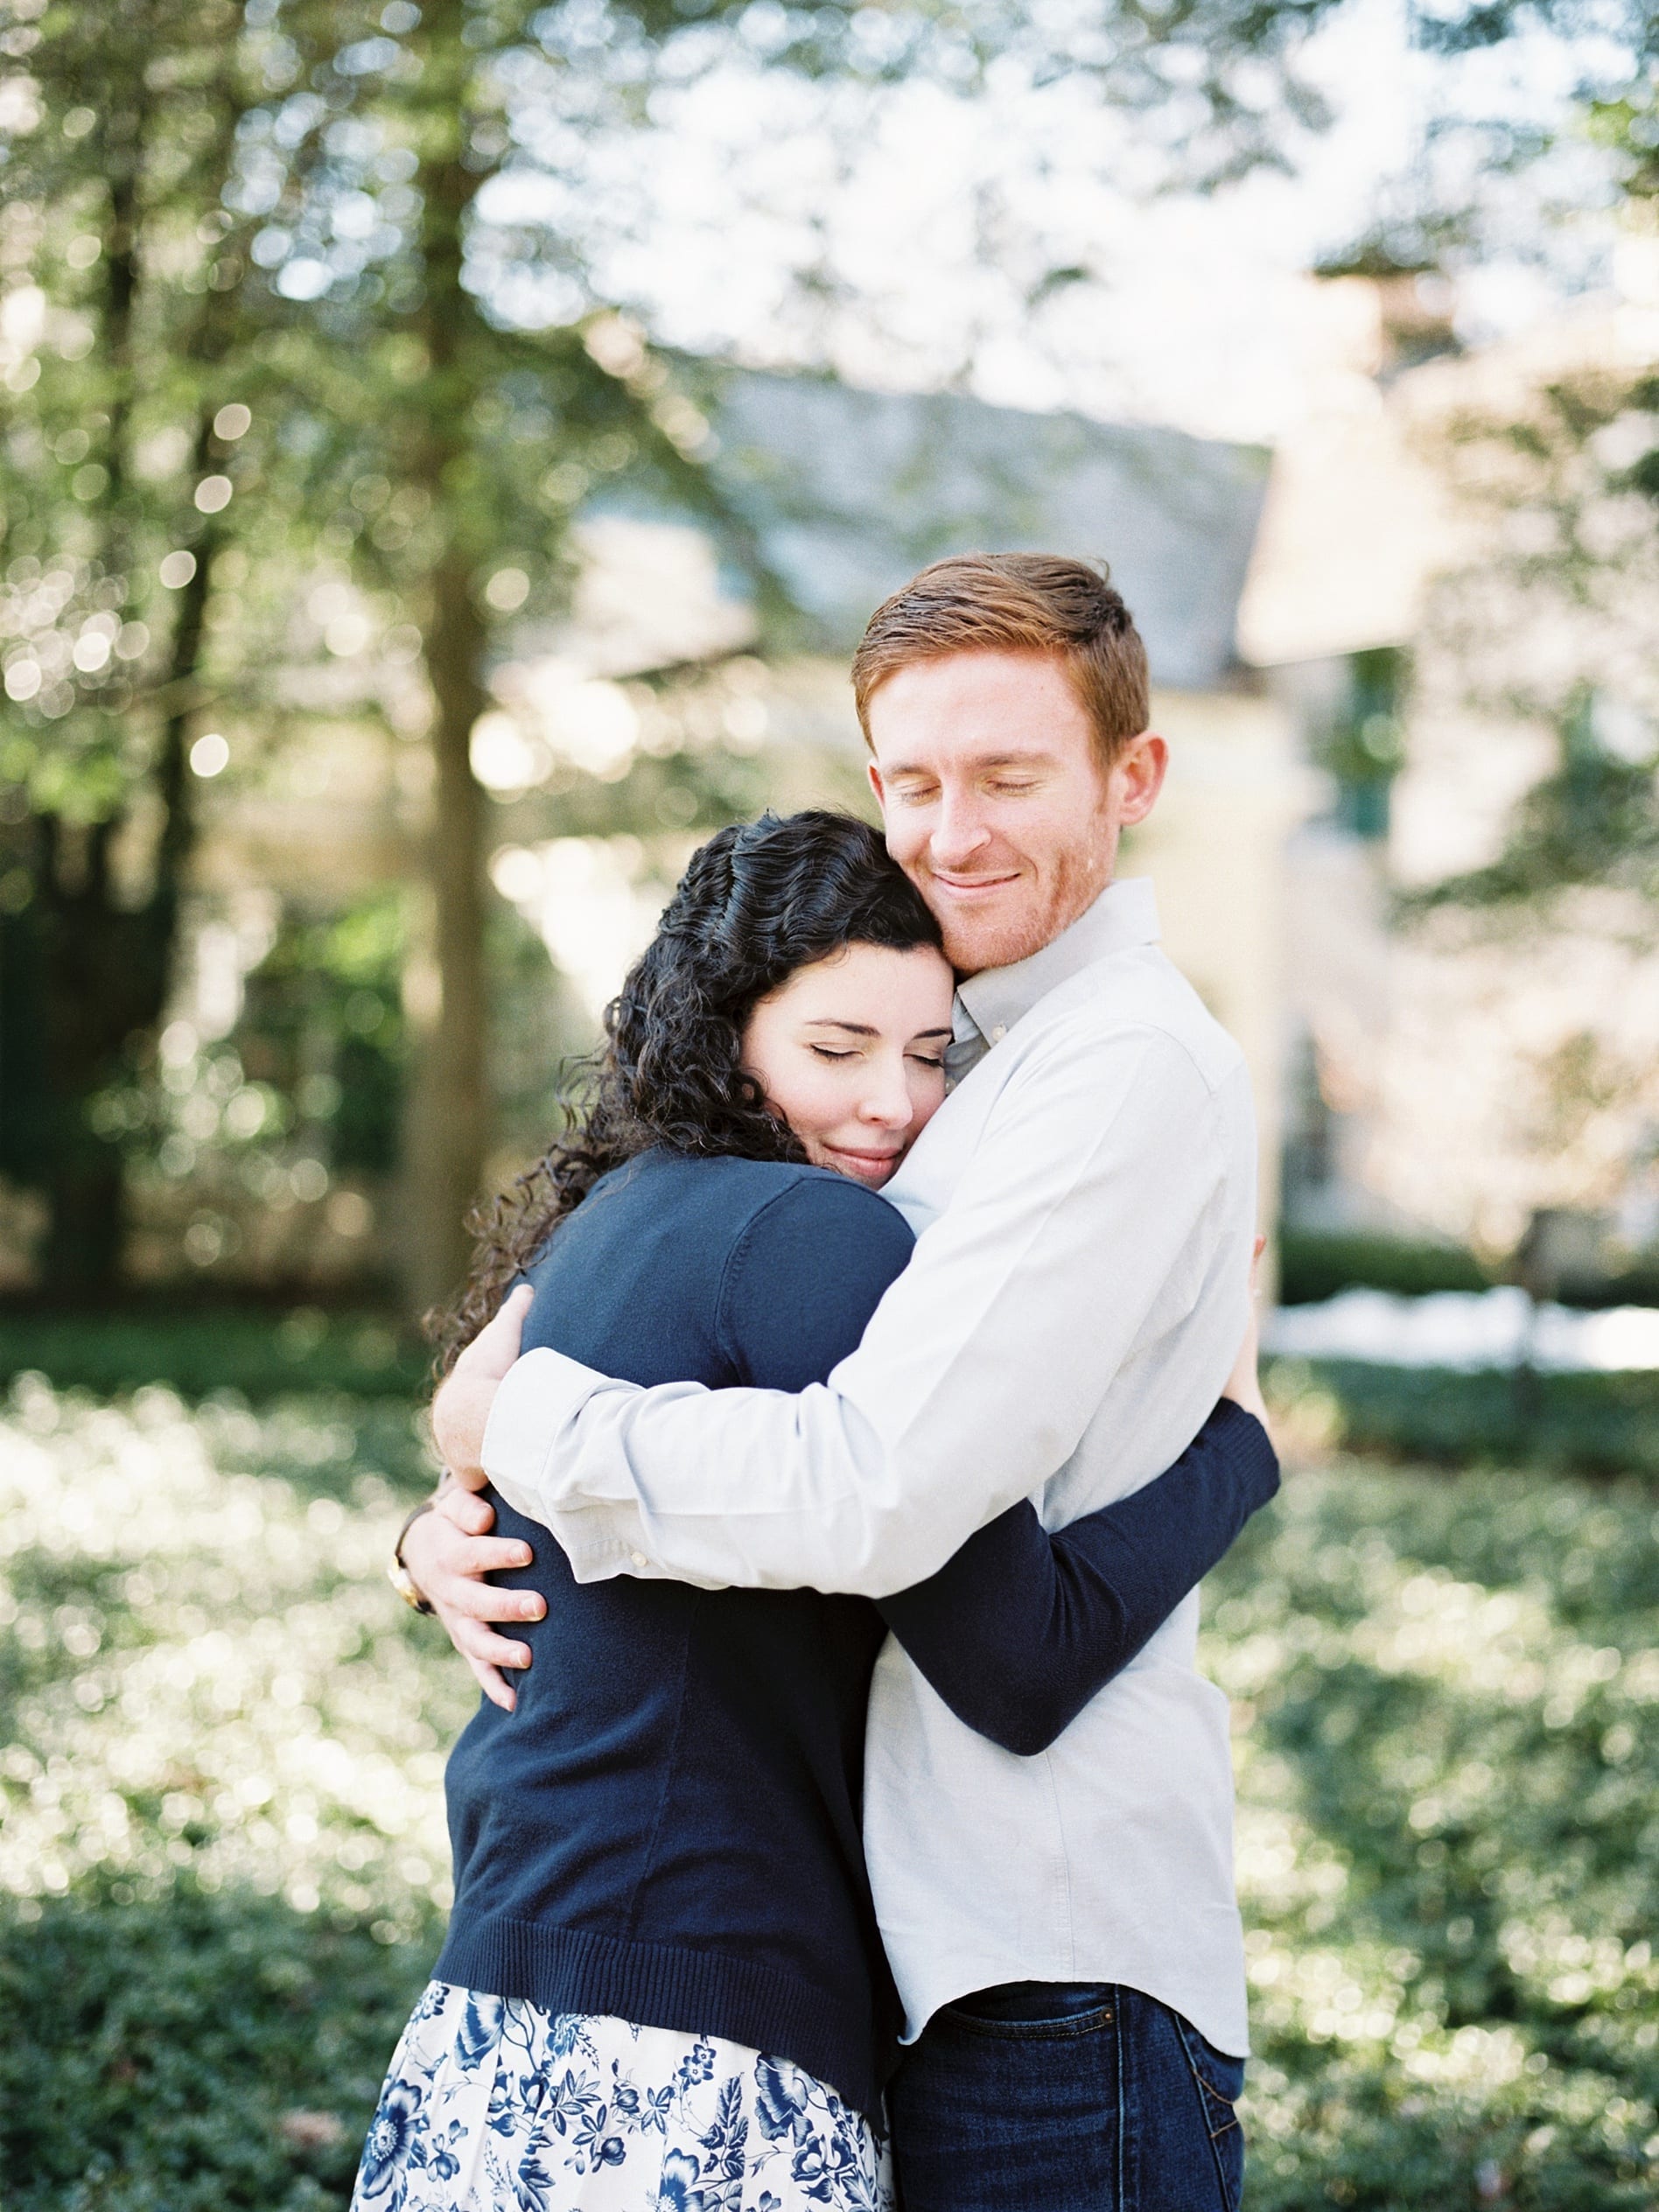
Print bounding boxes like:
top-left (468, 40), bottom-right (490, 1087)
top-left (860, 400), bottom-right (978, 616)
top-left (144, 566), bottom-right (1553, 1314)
top-left (402, 104), bottom-right (494, 1323)
top-left (403, 549), bottom-right (490, 1320)
top-left (37, 819), bottom-right (139, 1294)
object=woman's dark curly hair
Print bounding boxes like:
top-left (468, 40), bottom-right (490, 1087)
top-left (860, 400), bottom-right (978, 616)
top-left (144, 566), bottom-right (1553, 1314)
top-left (433, 809), bottom-right (943, 1373)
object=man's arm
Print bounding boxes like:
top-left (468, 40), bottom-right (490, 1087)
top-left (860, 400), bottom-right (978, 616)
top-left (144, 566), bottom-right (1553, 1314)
top-left (465, 1022), bottom-right (1246, 1597)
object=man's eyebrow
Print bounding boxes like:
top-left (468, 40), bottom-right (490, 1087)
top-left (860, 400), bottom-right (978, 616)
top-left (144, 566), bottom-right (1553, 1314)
top-left (882, 751), bottom-right (1060, 776)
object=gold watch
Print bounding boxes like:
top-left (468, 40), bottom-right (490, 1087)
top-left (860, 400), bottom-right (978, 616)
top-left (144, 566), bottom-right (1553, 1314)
top-left (388, 1498), bottom-right (438, 1615)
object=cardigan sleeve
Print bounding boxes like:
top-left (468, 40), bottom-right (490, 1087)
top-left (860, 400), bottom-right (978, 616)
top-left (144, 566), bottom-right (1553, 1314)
top-left (714, 1173), bottom-right (917, 1395)
top-left (875, 1398), bottom-right (1278, 1757)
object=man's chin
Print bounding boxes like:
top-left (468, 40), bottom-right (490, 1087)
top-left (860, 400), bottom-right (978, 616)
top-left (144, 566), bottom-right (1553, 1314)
top-left (938, 908), bottom-right (1054, 976)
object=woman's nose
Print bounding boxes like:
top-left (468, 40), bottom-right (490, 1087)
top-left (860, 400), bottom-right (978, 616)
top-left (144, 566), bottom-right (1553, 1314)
top-left (858, 1063), bottom-right (914, 1130)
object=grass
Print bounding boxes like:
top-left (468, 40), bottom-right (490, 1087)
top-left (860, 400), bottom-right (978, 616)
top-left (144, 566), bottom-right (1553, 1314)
top-left (0, 1376), bottom-right (1655, 2208)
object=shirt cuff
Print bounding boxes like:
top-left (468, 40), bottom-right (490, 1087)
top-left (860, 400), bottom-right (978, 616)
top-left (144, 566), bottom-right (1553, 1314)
top-left (480, 1346), bottom-right (609, 1523)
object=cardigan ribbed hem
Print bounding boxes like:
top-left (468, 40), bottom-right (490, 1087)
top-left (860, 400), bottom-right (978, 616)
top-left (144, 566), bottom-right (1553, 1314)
top-left (431, 1913), bottom-right (886, 2122)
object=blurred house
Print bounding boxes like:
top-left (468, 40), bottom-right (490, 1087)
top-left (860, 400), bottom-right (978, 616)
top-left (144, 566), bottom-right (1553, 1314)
top-left (497, 370), bottom-right (1298, 1232)
top-left (1237, 261), bottom-right (1659, 1272)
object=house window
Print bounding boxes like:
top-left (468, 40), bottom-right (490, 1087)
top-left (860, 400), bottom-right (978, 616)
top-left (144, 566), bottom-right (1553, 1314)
top-left (1324, 647), bottom-right (1407, 841)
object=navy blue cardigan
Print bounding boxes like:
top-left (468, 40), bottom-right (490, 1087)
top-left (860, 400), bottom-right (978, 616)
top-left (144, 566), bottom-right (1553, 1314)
top-left (434, 1149), bottom-right (1277, 2118)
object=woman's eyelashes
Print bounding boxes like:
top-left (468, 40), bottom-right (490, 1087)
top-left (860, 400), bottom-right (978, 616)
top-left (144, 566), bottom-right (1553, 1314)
top-left (804, 1045), bottom-right (947, 1068)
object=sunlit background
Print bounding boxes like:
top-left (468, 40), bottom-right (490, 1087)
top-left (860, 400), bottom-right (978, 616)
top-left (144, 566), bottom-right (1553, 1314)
top-left (2, 0), bottom-right (1656, 2204)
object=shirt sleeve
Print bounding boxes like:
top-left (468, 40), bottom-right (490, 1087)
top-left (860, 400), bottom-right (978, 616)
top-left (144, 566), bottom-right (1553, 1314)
top-left (875, 1398), bottom-right (1278, 1756)
top-left (482, 1019), bottom-right (1236, 1597)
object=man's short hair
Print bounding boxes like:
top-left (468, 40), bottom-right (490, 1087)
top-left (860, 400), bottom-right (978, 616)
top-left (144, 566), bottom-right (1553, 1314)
top-left (850, 552), bottom-right (1150, 768)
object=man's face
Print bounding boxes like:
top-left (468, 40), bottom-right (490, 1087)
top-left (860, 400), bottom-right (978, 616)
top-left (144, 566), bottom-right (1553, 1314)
top-left (866, 648), bottom-right (1167, 976)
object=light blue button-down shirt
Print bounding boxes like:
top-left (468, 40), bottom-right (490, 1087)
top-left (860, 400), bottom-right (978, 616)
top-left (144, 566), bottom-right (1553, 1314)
top-left (483, 878), bottom-right (1258, 2054)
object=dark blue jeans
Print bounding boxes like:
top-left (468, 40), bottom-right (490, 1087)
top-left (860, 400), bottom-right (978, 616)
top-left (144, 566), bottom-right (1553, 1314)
top-left (887, 1981), bottom-right (1245, 2212)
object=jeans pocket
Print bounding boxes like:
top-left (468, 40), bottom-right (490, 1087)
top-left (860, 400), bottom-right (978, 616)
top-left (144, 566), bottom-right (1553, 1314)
top-left (1172, 2019), bottom-right (1245, 2211)
top-left (942, 1981), bottom-right (1116, 2041)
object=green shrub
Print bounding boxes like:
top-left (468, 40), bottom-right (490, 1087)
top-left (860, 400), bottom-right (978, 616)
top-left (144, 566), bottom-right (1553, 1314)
top-left (0, 1307), bottom-right (430, 1403)
top-left (1278, 1229), bottom-right (1493, 1306)
top-left (1270, 1358), bottom-right (1659, 1480)
top-left (1277, 1228), bottom-right (1659, 1312)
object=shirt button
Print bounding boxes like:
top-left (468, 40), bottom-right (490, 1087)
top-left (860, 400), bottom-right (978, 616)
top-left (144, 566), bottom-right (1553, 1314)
top-left (629, 1550), bottom-right (648, 1568)
top-left (990, 1023), bottom-right (1006, 1042)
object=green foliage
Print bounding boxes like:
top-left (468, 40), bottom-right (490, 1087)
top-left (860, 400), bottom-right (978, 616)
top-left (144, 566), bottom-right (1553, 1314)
top-left (237, 893), bottom-right (410, 1177)
top-left (1210, 1460), bottom-right (1659, 2210)
top-left (1270, 1358), bottom-right (1659, 1480)
top-left (1, 1877), bottom-right (438, 2211)
top-left (4, 1377), bottom-right (1656, 2208)
top-left (1278, 1229), bottom-right (1494, 1306)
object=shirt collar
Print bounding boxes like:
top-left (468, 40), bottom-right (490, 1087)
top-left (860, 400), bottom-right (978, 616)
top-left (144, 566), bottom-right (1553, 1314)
top-left (956, 877), bottom-right (1161, 1047)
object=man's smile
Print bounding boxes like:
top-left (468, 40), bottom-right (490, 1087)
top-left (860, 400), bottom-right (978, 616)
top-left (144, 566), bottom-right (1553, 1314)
top-left (928, 870), bottom-right (1023, 897)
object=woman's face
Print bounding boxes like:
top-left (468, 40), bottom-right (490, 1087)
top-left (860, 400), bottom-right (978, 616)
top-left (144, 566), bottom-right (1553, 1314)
top-left (739, 942), bottom-right (956, 1189)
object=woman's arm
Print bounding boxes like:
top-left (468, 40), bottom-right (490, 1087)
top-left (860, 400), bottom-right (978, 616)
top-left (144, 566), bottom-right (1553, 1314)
top-left (716, 1180), bottom-right (1277, 1754)
top-left (874, 1397), bottom-right (1278, 1757)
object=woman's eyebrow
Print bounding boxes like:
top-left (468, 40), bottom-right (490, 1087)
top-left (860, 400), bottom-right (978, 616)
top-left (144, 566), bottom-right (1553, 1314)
top-left (802, 1019), bottom-right (955, 1039)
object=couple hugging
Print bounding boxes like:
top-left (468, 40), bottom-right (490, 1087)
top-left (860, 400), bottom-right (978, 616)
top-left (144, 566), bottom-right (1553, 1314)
top-left (360, 553), bottom-right (1278, 2212)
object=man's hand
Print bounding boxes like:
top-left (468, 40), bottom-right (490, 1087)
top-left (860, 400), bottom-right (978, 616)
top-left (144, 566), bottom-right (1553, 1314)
top-left (431, 1282), bottom-right (533, 1491)
top-left (401, 1480), bottom-right (546, 1711)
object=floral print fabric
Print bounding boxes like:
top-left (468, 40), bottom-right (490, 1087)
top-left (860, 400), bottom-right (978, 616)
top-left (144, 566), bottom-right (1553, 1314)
top-left (353, 1980), bottom-right (892, 2212)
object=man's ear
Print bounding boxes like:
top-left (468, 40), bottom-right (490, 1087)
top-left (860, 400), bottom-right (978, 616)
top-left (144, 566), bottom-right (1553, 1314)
top-left (1114, 732), bottom-right (1168, 827)
top-left (866, 758), bottom-right (886, 814)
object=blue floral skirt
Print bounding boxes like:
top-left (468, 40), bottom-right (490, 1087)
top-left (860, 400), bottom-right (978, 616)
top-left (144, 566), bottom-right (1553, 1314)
top-left (352, 1981), bottom-right (893, 2212)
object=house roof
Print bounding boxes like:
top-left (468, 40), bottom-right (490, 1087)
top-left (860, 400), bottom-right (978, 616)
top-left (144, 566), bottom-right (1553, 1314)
top-left (652, 368), bottom-right (1273, 692)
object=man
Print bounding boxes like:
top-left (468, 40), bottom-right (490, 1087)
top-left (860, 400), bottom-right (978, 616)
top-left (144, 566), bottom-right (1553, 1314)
top-left (406, 553), bottom-right (1259, 2210)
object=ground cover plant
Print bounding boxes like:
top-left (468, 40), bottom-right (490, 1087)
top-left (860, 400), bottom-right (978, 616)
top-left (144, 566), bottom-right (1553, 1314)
top-left (1, 1376), bottom-right (1655, 2208)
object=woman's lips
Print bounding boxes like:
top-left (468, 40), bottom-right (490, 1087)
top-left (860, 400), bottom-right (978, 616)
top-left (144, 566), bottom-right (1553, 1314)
top-left (822, 1144), bottom-right (902, 1183)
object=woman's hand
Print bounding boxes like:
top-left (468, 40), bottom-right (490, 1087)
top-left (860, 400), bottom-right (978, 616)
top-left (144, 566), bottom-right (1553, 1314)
top-left (431, 1283), bottom-right (534, 1491)
top-left (1222, 1235), bottom-right (1270, 1431)
top-left (400, 1479), bottom-right (547, 1712)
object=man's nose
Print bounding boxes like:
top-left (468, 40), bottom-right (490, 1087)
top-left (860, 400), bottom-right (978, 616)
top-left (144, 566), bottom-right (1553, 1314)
top-left (928, 792), bottom-right (991, 870)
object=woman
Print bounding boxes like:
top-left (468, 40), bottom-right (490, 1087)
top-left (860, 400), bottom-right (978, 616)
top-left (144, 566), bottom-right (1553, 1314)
top-left (354, 811), bottom-right (1276, 2212)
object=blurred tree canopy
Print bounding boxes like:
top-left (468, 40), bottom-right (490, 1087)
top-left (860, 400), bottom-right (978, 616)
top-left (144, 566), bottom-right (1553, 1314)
top-left (2, 0), bottom-right (1650, 1312)
top-left (0, 0), bottom-right (1365, 1312)
top-left (1405, 74), bottom-right (1659, 924)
